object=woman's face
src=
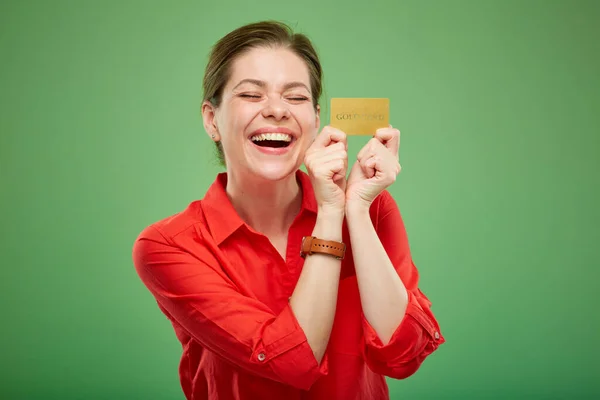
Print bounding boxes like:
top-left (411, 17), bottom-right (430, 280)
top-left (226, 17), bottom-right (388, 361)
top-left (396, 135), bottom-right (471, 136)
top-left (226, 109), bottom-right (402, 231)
top-left (204, 46), bottom-right (320, 182)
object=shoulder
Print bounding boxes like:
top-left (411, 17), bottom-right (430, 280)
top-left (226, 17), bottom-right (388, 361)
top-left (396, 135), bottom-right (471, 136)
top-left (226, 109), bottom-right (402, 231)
top-left (134, 173), bottom-right (229, 245)
top-left (130, 201), bottom-right (228, 293)
top-left (131, 199), bottom-right (217, 272)
top-left (135, 200), bottom-right (207, 244)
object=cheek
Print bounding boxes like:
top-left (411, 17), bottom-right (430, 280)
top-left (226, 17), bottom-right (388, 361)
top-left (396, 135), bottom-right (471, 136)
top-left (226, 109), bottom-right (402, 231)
top-left (230, 103), bottom-right (260, 128)
top-left (218, 105), bottom-right (250, 142)
top-left (296, 108), bottom-right (318, 131)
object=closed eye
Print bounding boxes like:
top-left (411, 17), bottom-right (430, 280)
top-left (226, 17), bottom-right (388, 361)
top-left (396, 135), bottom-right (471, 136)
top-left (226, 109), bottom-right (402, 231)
top-left (238, 94), bottom-right (309, 102)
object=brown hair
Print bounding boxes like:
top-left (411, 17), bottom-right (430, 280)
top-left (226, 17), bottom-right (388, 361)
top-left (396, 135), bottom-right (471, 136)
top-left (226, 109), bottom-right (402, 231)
top-left (202, 20), bottom-right (323, 166)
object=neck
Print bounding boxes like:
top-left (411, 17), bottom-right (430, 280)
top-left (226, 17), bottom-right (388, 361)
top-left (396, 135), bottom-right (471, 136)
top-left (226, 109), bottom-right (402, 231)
top-left (225, 171), bottom-right (302, 237)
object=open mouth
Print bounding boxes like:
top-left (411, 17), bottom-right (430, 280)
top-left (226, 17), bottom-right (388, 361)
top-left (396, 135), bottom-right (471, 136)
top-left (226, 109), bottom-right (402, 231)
top-left (250, 133), bottom-right (293, 148)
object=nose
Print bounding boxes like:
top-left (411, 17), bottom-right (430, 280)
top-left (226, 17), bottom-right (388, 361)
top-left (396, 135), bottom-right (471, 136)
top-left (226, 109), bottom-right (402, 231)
top-left (261, 97), bottom-right (290, 121)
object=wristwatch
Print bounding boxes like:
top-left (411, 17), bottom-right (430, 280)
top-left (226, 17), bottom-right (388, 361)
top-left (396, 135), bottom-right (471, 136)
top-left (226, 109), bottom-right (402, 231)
top-left (300, 236), bottom-right (346, 260)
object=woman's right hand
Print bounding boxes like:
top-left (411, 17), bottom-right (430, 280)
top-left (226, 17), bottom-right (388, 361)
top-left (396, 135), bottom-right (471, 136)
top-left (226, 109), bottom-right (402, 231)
top-left (304, 126), bottom-right (348, 215)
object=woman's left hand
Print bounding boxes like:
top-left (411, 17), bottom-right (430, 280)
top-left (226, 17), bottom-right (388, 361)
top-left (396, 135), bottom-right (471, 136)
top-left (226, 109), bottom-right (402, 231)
top-left (345, 126), bottom-right (401, 209)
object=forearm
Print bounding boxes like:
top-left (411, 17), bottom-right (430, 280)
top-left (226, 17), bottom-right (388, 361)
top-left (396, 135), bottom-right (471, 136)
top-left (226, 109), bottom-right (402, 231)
top-left (346, 203), bottom-right (408, 345)
top-left (289, 210), bottom-right (343, 363)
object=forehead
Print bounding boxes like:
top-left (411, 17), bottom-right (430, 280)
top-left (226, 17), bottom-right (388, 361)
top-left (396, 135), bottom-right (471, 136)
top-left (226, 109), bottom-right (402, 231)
top-left (226, 47), bottom-right (311, 89)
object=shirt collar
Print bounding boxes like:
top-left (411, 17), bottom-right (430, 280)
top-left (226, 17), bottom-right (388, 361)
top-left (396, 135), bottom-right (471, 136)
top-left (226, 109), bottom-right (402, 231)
top-left (201, 169), bottom-right (317, 245)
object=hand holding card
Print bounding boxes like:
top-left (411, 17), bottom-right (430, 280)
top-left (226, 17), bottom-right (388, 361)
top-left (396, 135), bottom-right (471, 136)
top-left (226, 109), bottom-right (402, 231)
top-left (327, 97), bottom-right (400, 208)
top-left (345, 124), bottom-right (402, 209)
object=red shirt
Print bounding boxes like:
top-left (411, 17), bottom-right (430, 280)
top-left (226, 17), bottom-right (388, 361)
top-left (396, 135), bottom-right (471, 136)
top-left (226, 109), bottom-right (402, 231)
top-left (132, 170), bottom-right (445, 400)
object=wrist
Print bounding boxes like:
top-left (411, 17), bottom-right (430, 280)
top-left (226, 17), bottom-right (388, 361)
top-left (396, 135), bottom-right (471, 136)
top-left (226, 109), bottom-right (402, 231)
top-left (345, 200), bottom-right (372, 215)
top-left (314, 209), bottom-right (344, 241)
top-left (317, 206), bottom-right (345, 220)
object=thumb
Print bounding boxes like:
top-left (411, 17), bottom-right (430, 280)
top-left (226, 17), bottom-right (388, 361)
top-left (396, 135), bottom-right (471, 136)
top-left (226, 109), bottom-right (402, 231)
top-left (313, 126), bottom-right (348, 149)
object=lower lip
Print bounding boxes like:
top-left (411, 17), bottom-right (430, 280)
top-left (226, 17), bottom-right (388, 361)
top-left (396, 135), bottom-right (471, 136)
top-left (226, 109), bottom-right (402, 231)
top-left (250, 139), bottom-right (295, 155)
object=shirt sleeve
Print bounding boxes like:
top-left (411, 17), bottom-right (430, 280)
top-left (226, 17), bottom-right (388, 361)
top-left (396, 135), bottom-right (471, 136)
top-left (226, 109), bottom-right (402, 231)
top-left (361, 191), bottom-right (445, 379)
top-left (132, 225), bottom-right (328, 390)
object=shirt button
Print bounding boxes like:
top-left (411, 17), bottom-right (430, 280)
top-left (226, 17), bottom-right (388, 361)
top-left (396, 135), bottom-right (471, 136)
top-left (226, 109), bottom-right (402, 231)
top-left (434, 331), bottom-right (440, 340)
top-left (257, 352), bottom-right (266, 362)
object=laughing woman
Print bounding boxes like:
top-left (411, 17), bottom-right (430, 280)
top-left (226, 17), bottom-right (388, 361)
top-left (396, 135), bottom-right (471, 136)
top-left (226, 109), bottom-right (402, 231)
top-left (132, 20), bottom-right (445, 400)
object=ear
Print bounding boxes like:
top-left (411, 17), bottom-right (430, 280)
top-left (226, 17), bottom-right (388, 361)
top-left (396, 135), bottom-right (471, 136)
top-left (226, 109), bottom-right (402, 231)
top-left (201, 100), bottom-right (221, 141)
top-left (315, 104), bottom-right (321, 129)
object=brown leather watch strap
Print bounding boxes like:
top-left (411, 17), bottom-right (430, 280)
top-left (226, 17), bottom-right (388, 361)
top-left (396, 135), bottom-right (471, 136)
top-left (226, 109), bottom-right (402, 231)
top-left (300, 236), bottom-right (346, 260)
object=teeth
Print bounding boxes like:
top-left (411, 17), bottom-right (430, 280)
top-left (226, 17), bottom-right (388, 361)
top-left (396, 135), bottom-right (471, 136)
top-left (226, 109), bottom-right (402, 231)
top-left (251, 133), bottom-right (292, 142)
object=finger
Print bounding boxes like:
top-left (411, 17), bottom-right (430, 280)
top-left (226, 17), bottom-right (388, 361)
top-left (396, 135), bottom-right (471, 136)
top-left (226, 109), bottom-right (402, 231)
top-left (356, 138), bottom-right (375, 161)
top-left (374, 126), bottom-right (400, 156)
top-left (321, 141), bottom-right (346, 155)
top-left (332, 170), bottom-right (346, 184)
top-left (361, 155), bottom-right (378, 179)
top-left (311, 146), bottom-right (347, 167)
top-left (311, 149), bottom-right (348, 175)
top-left (304, 141), bottom-right (345, 167)
top-left (374, 126), bottom-right (399, 150)
top-left (373, 126), bottom-right (395, 143)
top-left (322, 157), bottom-right (347, 180)
top-left (357, 138), bottom-right (380, 161)
top-left (306, 141), bottom-right (345, 160)
top-left (313, 125), bottom-right (348, 149)
top-left (321, 150), bottom-right (348, 166)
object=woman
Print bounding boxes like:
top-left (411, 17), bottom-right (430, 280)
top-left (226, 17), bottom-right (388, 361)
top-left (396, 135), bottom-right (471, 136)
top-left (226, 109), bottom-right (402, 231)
top-left (133, 20), bottom-right (444, 400)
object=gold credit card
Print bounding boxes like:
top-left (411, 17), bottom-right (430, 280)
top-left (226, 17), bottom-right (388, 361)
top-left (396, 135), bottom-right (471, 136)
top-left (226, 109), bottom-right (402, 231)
top-left (329, 98), bottom-right (389, 135)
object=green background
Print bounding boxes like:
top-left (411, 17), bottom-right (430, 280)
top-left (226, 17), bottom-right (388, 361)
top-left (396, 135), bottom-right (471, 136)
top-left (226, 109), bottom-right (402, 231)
top-left (1, 0), bottom-right (599, 398)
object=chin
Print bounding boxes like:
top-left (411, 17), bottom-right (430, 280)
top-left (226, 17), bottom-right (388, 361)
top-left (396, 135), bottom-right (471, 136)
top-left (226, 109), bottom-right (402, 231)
top-left (249, 160), bottom-right (299, 182)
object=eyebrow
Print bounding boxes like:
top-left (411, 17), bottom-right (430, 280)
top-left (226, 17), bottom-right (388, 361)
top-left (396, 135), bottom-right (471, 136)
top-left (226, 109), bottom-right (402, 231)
top-left (232, 79), bottom-right (310, 92)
